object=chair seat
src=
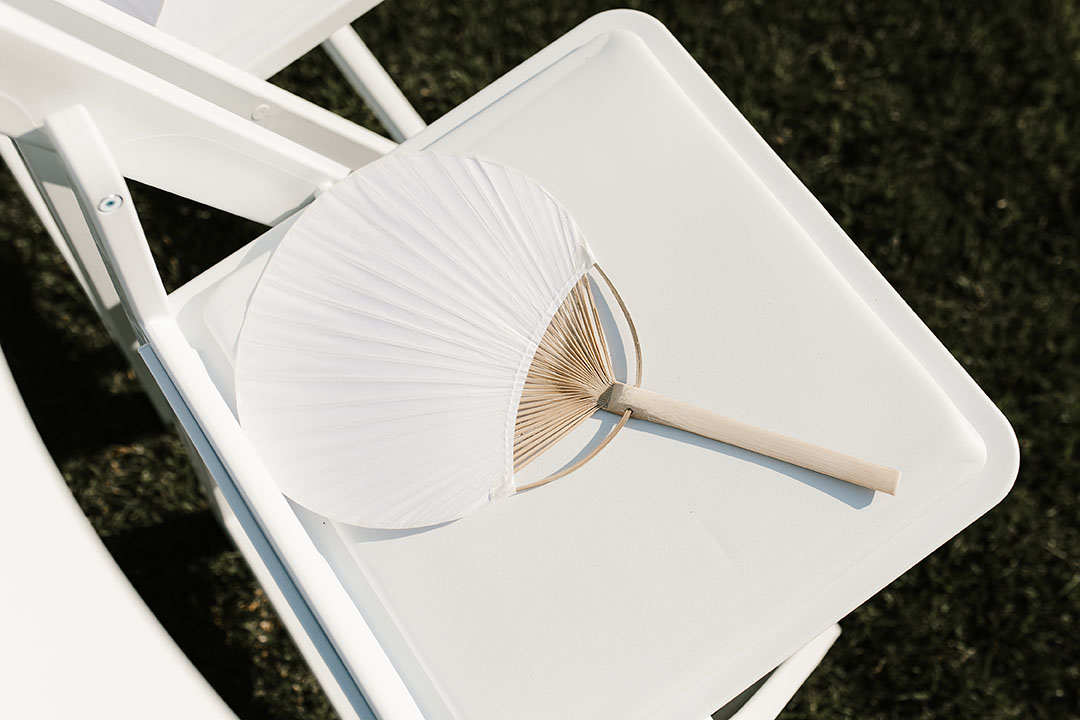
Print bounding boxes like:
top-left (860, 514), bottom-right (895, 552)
top-left (170, 11), bottom-right (1016, 719)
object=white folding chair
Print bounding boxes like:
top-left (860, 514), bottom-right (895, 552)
top-left (11, 0), bottom-right (425, 143)
top-left (0, 4), bottom-right (1018, 719)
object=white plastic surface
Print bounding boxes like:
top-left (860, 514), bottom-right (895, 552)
top-left (168, 11), bottom-right (1017, 719)
top-left (0, 351), bottom-right (237, 719)
top-left (154, 0), bottom-right (382, 78)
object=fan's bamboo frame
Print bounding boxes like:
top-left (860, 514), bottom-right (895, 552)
top-left (514, 265), bottom-right (639, 490)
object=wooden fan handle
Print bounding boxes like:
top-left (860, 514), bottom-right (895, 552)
top-left (598, 382), bottom-right (900, 494)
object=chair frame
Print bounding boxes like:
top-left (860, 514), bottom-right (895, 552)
top-left (1, 5), bottom-right (851, 717)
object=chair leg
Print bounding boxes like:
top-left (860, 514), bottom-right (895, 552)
top-left (322, 26), bottom-right (426, 142)
top-left (720, 624), bottom-right (842, 720)
top-left (0, 135), bottom-right (172, 422)
top-left (0, 136), bottom-right (93, 306)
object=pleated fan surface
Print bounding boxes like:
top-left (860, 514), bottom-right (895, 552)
top-left (235, 153), bottom-right (596, 528)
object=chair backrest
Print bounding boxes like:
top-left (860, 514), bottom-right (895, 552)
top-left (0, 5), bottom-right (347, 221)
top-left (3, 0), bottom-right (396, 168)
top-left (153, 0), bottom-right (383, 78)
top-left (0, 1), bottom-right (348, 352)
top-left (40, 0), bottom-right (383, 79)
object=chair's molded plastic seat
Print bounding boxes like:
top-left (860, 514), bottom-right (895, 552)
top-left (169, 10), bottom-right (1017, 719)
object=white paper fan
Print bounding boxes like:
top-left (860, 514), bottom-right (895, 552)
top-left (237, 152), bottom-right (900, 530)
top-left (236, 153), bottom-right (596, 528)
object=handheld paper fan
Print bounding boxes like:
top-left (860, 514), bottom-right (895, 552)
top-left (235, 152), bottom-right (900, 529)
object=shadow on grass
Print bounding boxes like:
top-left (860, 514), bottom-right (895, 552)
top-left (0, 240), bottom-right (164, 464)
top-left (102, 511), bottom-right (303, 720)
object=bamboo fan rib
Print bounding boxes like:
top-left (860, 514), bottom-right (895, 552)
top-left (236, 153), bottom-right (598, 529)
top-left (514, 275), bottom-right (616, 472)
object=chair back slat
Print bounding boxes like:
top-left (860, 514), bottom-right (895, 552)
top-left (0, 3), bottom-right (350, 224)
top-left (5, 0), bottom-right (396, 168)
top-left (152, 0), bottom-right (383, 78)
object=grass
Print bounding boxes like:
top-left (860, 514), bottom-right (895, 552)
top-left (0, 1), bottom-right (1077, 718)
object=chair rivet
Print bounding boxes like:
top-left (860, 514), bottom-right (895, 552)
top-left (251, 103), bottom-right (271, 121)
top-left (97, 194), bottom-right (123, 213)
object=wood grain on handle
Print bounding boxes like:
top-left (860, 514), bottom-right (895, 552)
top-left (597, 382), bottom-right (900, 494)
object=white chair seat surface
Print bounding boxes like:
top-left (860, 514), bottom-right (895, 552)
top-left (172, 12), bottom-right (1015, 719)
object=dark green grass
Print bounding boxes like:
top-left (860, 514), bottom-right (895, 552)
top-left (1, 1), bottom-right (1077, 718)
